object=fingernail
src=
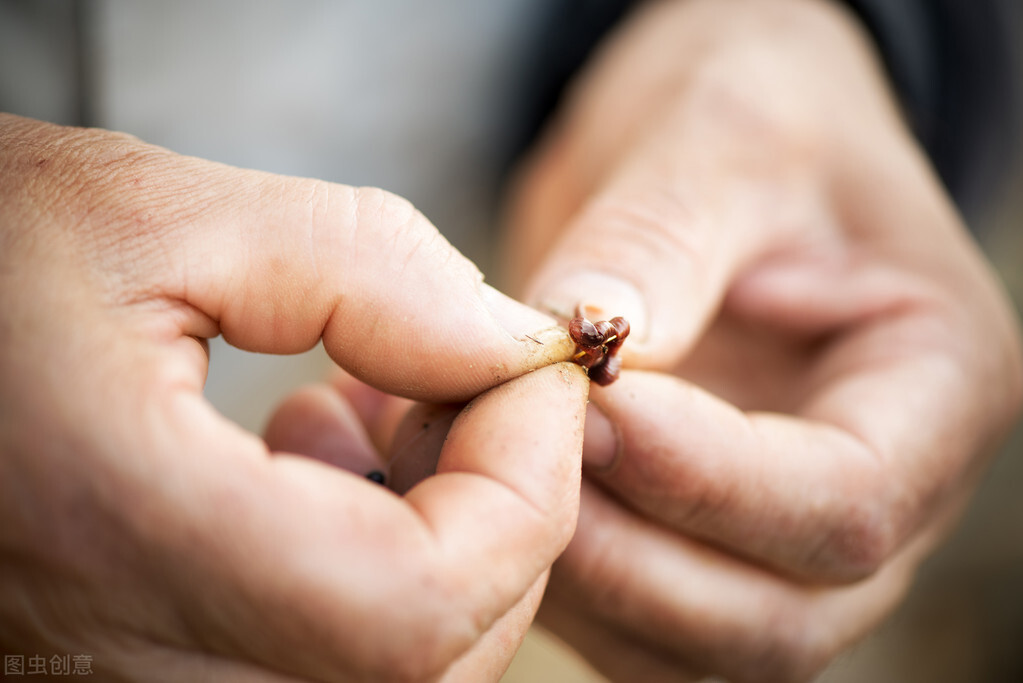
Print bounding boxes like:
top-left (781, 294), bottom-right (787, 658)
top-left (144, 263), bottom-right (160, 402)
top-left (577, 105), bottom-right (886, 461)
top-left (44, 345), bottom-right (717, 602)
top-left (582, 402), bottom-right (620, 470)
top-left (481, 283), bottom-right (559, 339)
top-left (534, 271), bottom-right (648, 343)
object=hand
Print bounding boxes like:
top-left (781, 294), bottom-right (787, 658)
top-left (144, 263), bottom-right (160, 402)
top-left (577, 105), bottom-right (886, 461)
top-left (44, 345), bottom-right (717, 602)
top-left (501, 1), bottom-right (1023, 680)
top-left (0, 114), bottom-right (585, 681)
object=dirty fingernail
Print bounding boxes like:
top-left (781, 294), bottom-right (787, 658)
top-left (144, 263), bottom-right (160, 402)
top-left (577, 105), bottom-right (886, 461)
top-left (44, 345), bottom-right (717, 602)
top-left (534, 271), bottom-right (648, 342)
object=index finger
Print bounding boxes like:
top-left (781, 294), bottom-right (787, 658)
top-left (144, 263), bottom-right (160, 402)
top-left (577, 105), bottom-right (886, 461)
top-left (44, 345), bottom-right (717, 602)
top-left (586, 302), bottom-right (1019, 583)
top-left (141, 362), bottom-right (588, 681)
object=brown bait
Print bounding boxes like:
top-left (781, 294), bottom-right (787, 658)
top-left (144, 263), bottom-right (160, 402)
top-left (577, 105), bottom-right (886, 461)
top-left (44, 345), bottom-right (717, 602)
top-left (568, 307), bottom-right (630, 385)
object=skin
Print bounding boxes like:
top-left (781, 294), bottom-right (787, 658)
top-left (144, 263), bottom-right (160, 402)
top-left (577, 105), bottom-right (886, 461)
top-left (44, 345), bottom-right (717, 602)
top-left (270, 0), bottom-right (1023, 678)
top-left (14, 0), bottom-right (1018, 681)
top-left (498, 0), bottom-right (1023, 680)
top-left (0, 113), bottom-right (587, 682)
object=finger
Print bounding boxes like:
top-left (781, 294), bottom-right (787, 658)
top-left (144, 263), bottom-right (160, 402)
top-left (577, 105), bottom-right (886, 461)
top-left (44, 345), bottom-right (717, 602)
top-left (441, 573), bottom-right (550, 682)
top-left (387, 402), bottom-right (462, 494)
top-left (263, 383), bottom-right (384, 477)
top-left (36, 126), bottom-right (574, 401)
top-left (403, 362), bottom-right (588, 601)
top-left (584, 370), bottom-right (879, 581)
top-left (124, 361), bottom-right (588, 681)
top-left (510, 0), bottom-right (906, 372)
top-left (586, 355), bottom-right (994, 582)
top-left (329, 368), bottom-right (414, 454)
top-left (517, 63), bottom-right (819, 372)
top-left (545, 481), bottom-right (936, 683)
top-left (500, 131), bottom-right (589, 296)
top-left (166, 177), bottom-right (574, 401)
top-left (8, 120), bottom-right (586, 679)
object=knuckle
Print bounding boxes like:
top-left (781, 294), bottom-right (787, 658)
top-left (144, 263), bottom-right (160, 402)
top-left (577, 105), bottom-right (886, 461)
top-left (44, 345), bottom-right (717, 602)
top-left (349, 185), bottom-right (465, 276)
top-left (674, 462), bottom-right (734, 527)
top-left (350, 185), bottom-right (438, 252)
top-left (730, 601), bottom-right (833, 683)
top-left (556, 526), bottom-right (640, 624)
top-left (352, 185), bottom-right (417, 224)
top-left (816, 490), bottom-right (897, 580)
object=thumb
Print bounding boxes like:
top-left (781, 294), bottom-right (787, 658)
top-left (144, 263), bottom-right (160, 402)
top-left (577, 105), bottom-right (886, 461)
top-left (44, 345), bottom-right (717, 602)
top-left (520, 102), bottom-right (810, 370)
top-left (188, 181), bottom-right (573, 400)
top-left (41, 124), bottom-right (575, 401)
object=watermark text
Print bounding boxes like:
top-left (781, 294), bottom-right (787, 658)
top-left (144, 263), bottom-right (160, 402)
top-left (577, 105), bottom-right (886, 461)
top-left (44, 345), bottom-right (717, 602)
top-left (3, 654), bottom-right (93, 676)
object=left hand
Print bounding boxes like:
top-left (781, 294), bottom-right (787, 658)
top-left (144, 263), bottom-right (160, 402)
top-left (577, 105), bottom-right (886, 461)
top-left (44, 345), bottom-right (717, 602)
top-left (499, 0), bottom-right (1023, 680)
top-left (0, 114), bottom-right (583, 682)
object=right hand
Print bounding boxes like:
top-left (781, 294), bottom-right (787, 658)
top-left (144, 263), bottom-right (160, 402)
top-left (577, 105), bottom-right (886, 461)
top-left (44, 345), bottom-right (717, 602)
top-left (498, 0), bottom-right (1023, 679)
top-left (0, 114), bottom-right (583, 681)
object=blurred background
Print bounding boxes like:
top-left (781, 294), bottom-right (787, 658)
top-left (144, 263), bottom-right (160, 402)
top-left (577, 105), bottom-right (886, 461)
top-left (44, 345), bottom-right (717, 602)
top-left (2, 1), bottom-right (1021, 681)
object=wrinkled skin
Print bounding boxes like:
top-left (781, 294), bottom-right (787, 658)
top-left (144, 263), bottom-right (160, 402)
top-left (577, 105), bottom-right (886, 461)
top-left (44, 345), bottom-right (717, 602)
top-left (498, 0), bottom-right (1023, 680)
top-left (290, 0), bottom-right (1022, 681)
top-left (0, 112), bottom-right (587, 682)
top-left (42, 0), bottom-right (1020, 681)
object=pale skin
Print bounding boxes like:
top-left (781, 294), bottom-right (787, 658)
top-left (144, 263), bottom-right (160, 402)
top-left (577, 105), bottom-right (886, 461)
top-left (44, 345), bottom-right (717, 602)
top-left (3, 1), bottom-right (1022, 683)
top-left (316, 0), bottom-right (1023, 682)
top-left (502, 0), bottom-right (1023, 680)
top-left (0, 113), bottom-right (586, 681)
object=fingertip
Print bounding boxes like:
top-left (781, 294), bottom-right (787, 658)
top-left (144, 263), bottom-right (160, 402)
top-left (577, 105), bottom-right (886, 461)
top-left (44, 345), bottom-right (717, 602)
top-left (438, 361), bottom-right (590, 509)
top-left (532, 271), bottom-right (649, 345)
top-left (323, 282), bottom-right (577, 404)
top-left (264, 384), bottom-right (383, 476)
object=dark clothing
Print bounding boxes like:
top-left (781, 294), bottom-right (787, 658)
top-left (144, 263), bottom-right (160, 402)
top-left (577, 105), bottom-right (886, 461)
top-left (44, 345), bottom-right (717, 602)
top-left (4, 0), bottom-right (1019, 226)
top-left (515, 0), bottom-right (1022, 226)
top-left (845, 0), bottom-right (1021, 224)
